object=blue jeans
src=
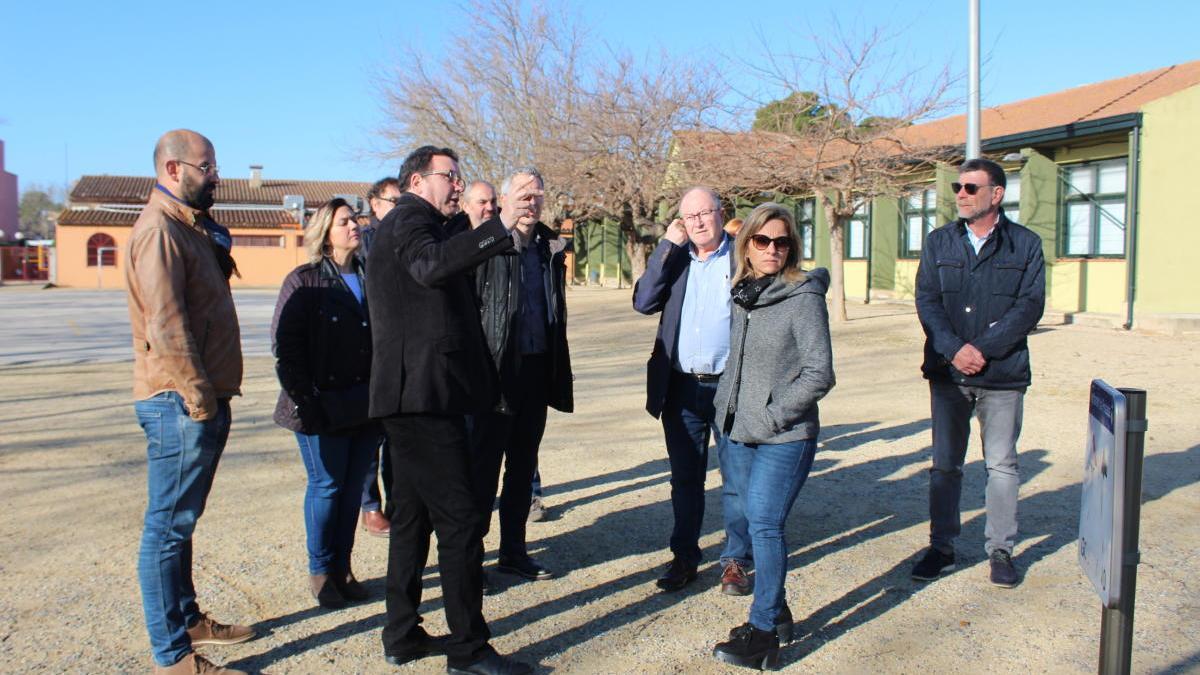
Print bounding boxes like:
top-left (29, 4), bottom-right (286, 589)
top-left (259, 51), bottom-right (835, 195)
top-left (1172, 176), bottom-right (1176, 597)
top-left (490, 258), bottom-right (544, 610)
top-left (360, 436), bottom-right (391, 513)
top-left (722, 437), bottom-right (817, 632)
top-left (295, 427), bottom-right (381, 574)
top-left (135, 391), bottom-right (231, 667)
top-left (531, 469), bottom-right (543, 499)
top-left (661, 371), bottom-right (751, 567)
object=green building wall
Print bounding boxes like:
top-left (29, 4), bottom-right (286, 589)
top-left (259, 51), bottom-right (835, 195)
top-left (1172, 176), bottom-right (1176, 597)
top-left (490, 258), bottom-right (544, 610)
top-left (659, 84), bottom-right (1200, 323)
top-left (573, 218), bottom-right (630, 283)
top-left (1134, 84), bottom-right (1200, 316)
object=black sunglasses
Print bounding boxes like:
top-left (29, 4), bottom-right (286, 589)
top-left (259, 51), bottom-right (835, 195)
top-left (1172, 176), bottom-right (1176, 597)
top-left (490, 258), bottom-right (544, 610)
top-left (951, 181), bottom-right (993, 195)
top-left (749, 234), bottom-right (792, 251)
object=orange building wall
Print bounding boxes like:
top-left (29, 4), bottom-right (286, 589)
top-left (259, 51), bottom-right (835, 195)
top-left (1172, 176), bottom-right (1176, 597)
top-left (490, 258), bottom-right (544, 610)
top-left (225, 228), bottom-right (307, 287)
top-left (56, 225), bottom-right (131, 289)
top-left (55, 224), bottom-right (306, 289)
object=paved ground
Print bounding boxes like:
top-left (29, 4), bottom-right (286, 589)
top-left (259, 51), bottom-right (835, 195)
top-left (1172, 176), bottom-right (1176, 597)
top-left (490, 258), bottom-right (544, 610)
top-left (0, 286), bottom-right (278, 366)
top-left (0, 285), bottom-right (1197, 673)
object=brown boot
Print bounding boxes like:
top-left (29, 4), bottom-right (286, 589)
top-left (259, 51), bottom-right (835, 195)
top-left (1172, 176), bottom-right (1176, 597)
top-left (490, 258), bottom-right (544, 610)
top-left (361, 510), bottom-right (390, 537)
top-left (310, 573), bottom-right (346, 609)
top-left (720, 561), bottom-right (753, 596)
top-left (186, 613), bottom-right (256, 646)
top-left (154, 652), bottom-right (247, 674)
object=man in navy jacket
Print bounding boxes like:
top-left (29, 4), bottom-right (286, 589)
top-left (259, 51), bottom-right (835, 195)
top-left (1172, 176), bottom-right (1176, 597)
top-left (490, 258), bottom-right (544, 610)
top-left (912, 158), bottom-right (1045, 588)
top-left (633, 187), bottom-right (752, 595)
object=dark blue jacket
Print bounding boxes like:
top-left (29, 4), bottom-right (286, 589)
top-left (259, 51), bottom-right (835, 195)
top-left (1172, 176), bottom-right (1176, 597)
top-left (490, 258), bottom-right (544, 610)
top-left (915, 209), bottom-right (1045, 389)
top-left (632, 236), bottom-right (735, 418)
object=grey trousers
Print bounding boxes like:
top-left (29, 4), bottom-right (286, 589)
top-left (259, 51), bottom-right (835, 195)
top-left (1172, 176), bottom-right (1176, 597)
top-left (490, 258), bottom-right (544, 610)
top-left (928, 381), bottom-right (1024, 556)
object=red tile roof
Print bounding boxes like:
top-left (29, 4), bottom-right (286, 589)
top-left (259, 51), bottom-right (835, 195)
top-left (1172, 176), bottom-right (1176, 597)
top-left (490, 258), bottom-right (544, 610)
top-left (899, 60), bottom-right (1200, 147)
top-left (58, 207), bottom-right (300, 229)
top-left (69, 175), bottom-right (374, 206)
top-left (676, 60), bottom-right (1200, 169)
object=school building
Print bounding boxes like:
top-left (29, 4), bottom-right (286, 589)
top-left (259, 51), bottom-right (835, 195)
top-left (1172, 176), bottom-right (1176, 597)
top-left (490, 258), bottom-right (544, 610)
top-left (55, 170), bottom-right (371, 288)
top-left (722, 60), bottom-right (1200, 332)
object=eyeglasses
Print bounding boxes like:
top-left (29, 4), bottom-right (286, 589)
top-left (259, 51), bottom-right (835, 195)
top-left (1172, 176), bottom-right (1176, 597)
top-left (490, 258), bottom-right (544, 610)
top-left (682, 208), bottom-right (717, 224)
top-left (421, 170), bottom-right (465, 187)
top-left (375, 195), bottom-right (400, 205)
top-left (749, 234), bottom-right (792, 251)
top-left (177, 160), bottom-right (219, 176)
top-left (951, 182), bottom-right (992, 195)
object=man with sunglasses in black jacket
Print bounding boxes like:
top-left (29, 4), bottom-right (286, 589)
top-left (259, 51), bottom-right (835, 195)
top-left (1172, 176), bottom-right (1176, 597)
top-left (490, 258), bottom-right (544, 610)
top-left (912, 157), bottom-right (1045, 589)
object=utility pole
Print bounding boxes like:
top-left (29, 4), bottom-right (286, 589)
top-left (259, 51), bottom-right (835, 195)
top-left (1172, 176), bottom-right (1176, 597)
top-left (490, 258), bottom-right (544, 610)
top-left (967, 0), bottom-right (981, 159)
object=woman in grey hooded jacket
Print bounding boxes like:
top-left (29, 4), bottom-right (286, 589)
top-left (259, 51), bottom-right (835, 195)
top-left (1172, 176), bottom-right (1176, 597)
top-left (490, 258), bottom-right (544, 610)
top-left (711, 202), bottom-right (835, 670)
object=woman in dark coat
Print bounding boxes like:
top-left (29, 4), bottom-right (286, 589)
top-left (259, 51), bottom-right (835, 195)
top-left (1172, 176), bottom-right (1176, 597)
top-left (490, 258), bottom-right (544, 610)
top-left (711, 202), bottom-right (836, 669)
top-left (272, 198), bottom-right (381, 609)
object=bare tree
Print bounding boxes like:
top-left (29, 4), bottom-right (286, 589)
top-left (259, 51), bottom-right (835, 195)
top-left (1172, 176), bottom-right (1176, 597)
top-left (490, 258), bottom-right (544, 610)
top-left (678, 21), bottom-right (961, 321)
top-left (375, 0), bottom-right (722, 281)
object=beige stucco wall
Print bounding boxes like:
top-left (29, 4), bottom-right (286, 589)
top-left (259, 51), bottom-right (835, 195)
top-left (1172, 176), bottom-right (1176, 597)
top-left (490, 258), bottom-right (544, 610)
top-left (889, 259), bottom-right (921, 300)
top-left (1047, 258), bottom-right (1128, 314)
top-left (844, 260), bottom-right (868, 299)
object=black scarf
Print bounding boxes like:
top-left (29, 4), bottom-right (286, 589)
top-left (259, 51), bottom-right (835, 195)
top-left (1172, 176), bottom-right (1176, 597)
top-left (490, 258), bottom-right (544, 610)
top-left (731, 274), bottom-right (775, 309)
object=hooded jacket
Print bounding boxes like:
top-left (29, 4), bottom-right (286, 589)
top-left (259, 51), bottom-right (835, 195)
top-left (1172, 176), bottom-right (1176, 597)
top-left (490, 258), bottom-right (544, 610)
top-left (714, 268), bottom-right (835, 444)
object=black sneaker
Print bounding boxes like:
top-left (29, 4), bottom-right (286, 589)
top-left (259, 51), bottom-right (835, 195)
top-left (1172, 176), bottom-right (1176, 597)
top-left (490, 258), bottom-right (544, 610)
top-left (447, 650), bottom-right (532, 675)
top-left (497, 555), bottom-right (554, 580)
top-left (655, 558), bottom-right (698, 592)
top-left (384, 626), bottom-right (449, 666)
top-left (911, 548), bottom-right (956, 581)
top-left (989, 549), bottom-right (1019, 588)
top-left (713, 623), bottom-right (780, 670)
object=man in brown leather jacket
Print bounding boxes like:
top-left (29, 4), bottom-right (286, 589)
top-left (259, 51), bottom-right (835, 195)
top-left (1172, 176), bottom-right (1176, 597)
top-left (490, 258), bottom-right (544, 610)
top-left (125, 129), bottom-right (256, 674)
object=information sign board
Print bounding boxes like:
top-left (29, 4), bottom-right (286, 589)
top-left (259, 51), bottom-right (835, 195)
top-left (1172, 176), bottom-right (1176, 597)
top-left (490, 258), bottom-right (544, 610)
top-left (1079, 380), bottom-right (1127, 608)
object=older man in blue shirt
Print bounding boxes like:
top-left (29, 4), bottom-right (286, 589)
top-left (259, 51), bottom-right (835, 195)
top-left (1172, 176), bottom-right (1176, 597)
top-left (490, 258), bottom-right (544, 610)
top-left (633, 186), bottom-right (752, 594)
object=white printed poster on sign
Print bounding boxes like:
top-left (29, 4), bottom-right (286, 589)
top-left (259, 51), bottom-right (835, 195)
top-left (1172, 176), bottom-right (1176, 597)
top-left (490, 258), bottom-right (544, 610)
top-left (1078, 380), bottom-right (1127, 608)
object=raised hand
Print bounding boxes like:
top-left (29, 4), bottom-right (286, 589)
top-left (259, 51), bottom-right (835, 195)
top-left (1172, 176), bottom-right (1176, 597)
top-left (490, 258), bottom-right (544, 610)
top-left (500, 176), bottom-right (545, 230)
top-left (664, 218), bottom-right (689, 246)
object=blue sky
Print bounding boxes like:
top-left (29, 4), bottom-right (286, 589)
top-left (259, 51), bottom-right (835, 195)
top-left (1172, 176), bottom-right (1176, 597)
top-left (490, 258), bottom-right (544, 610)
top-left (1, 1), bottom-right (1196, 194)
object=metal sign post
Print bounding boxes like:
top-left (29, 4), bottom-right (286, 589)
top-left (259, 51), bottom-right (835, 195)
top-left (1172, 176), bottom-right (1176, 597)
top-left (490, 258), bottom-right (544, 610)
top-left (1100, 387), bottom-right (1147, 675)
top-left (1079, 381), bottom-right (1147, 675)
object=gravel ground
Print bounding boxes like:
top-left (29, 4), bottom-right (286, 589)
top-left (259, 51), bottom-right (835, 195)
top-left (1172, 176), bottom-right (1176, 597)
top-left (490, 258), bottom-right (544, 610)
top-left (0, 287), bottom-right (1197, 673)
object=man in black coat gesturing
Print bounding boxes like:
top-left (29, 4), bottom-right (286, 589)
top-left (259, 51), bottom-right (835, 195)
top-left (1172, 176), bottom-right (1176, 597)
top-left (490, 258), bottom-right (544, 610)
top-left (366, 146), bottom-right (540, 675)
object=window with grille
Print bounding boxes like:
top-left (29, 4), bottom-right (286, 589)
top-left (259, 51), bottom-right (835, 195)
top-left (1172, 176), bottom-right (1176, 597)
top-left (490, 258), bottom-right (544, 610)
top-left (844, 203), bottom-right (870, 260)
top-left (795, 198), bottom-right (815, 260)
top-left (1061, 159), bottom-right (1127, 257)
top-left (232, 235), bottom-right (284, 248)
top-left (87, 233), bottom-right (117, 267)
top-left (901, 187), bottom-right (937, 257)
top-left (1001, 171), bottom-right (1021, 214)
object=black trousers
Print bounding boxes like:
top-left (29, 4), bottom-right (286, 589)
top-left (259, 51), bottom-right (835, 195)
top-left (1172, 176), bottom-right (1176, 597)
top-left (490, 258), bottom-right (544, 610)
top-left (380, 413), bottom-right (490, 666)
top-left (469, 354), bottom-right (549, 561)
